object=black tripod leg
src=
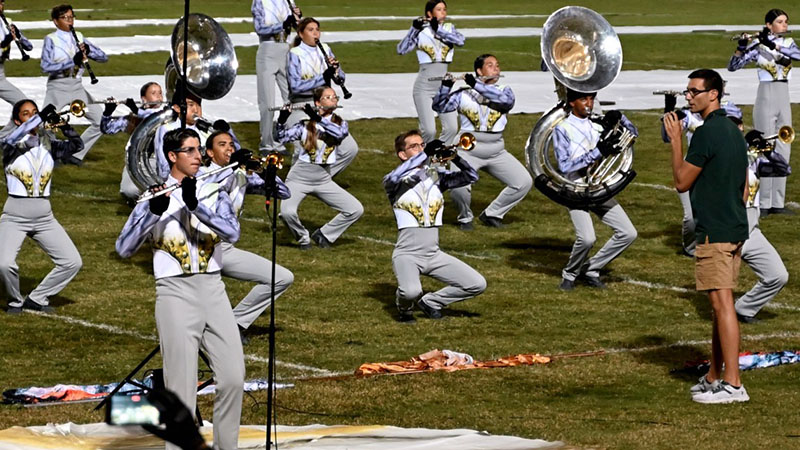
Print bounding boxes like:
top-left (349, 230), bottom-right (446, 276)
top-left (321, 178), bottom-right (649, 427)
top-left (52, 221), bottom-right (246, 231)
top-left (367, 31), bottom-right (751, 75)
top-left (94, 345), bottom-right (160, 411)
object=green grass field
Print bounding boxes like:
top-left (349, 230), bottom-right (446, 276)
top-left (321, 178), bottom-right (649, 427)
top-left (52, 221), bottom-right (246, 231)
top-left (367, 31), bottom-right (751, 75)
top-left (1, 2), bottom-right (800, 449)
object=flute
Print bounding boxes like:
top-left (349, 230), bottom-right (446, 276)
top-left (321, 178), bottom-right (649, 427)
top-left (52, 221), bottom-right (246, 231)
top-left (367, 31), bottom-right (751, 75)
top-left (0, 13), bottom-right (28, 61)
top-left (69, 25), bottom-right (98, 85)
top-left (136, 162), bottom-right (238, 203)
top-left (268, 103), bottom-right (343, 112)
top-left (428, 74), bottom-right (504, 82)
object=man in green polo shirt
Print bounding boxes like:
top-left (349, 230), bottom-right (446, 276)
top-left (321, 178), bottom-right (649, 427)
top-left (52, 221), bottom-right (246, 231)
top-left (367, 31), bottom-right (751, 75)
top-left (664, 69), bottom-right (749, 404)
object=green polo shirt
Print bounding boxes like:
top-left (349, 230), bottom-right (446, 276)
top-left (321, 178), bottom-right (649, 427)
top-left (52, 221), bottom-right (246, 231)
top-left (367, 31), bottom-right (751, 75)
top-left (685, 108), bottom-right (749, 244)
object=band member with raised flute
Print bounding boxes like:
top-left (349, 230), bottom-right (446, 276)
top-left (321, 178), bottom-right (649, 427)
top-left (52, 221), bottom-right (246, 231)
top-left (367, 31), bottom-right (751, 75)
top-left (201, 130), bottom-right (294, 344)
top-left (728, 8), bottom-right (800, 216)
top-left (0, 0), bottom-right (33, 139)
top-left (40, 4), bottom-right (107, 165)
top-left (433, 54), bottom-right (532, 229)
top-left (275, 86), bottom-right (363, 249)
top-left (397, 0), bottom-right (464, 146)
top-left (100, 81), bottom-right (165, 200)
top-left (1, 99), bottom-right (83, 314)
top-left (115, 128), bottom-right (244, 449)
top-left (252, 0), bottom-right (300, 152)
top-left (553, 89), bottom-right (638, 291)
top-left (384, 130), bottom-right (485, 321)
top-left (286, 17), bottom-right (357, 176)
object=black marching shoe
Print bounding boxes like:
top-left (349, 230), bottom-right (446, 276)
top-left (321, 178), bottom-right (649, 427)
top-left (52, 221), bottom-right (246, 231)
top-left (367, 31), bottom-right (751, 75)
top-left (417, 299), bottom-right (443, 319)
top-left (457, 221), bottom-right (474, 231)
top-left (238, 325), bottom-right (250, 345)
top-left (6, 304), bottom-right (22, 315)
top-left (311, 229), bottom-right (332, 249)
top-left (22, 297), bottom-right (54, 313)
top-left (398, 310), bottom-right (417, 324)
top-left (580, 275), bottom-right (607, 289)
top-left (759, 208), bottom-right (770, 218)
top-left (737, 313), bottom-right (761, 324)
top-left (299, 242), bottom-right (312, 251)
top-left (478, 211), bottom-right (505, 228)
top-left (559, 278), bottom-right (575, 291)
top-left (769, 207), bottom-right (795, 216)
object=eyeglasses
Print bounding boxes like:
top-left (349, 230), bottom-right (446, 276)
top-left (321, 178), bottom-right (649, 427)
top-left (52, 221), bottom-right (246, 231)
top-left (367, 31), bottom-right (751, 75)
top-left (406, 142), bottom-right (425, 150)
top-left (321, 95), bottom-right (339, 101)
top-left (174, 146), bottom-right (201, 154)
top-left (682, 88), bottom-right (710, 97)
top-left (58, 14), bottom-right (75, 20)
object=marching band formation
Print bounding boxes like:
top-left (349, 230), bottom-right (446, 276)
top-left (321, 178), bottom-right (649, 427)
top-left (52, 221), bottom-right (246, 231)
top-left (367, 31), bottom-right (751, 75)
top-left (1, 0), bottom-right (799, 445)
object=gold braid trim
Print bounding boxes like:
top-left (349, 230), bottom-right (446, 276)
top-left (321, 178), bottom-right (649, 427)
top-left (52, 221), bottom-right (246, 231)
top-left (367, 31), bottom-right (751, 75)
top-left (196, 234), bottom-right (220, 273)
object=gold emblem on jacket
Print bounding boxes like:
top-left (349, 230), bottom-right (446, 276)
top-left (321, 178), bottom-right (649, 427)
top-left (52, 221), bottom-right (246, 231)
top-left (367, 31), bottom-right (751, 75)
top-left (153, 237), bottom-right (192, 274)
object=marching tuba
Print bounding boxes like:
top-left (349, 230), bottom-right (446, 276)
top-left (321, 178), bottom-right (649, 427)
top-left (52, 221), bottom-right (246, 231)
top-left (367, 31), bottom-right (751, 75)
top-left (525, 6), bottom-right (635, 209)
top-left (126, 13), bottom-right (238, 191)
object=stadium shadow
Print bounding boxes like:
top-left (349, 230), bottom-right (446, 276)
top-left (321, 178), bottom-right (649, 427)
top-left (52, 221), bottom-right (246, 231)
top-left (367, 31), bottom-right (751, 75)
top-left (502, 237), bottom-right (571, 276)
top-left (624, 335), bottom-right (709, 382)
top-left (18, 276), bottom-right (77, 308)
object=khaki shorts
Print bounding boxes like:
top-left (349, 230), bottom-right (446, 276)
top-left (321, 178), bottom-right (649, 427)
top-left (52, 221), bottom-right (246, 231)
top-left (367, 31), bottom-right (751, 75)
top-left (695, 239), bottom-right (744, 291)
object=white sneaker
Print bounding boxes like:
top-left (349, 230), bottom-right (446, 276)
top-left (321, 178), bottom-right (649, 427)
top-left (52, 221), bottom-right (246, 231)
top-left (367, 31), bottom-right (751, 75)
top-left (690, 375), bottom-right (719, 396)
top-left (692, 381), bottom-right (749, 404)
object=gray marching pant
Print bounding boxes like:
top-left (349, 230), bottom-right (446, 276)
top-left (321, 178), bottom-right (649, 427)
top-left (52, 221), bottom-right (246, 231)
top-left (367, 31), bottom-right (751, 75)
top-left (678, 190), bottom-right (696, 256)
top-left (413, 63), bottom-right (458, 145)
top-left (155, 273), bottom-right (244, 450)
top-left (280, 162), bottom-right (363, 245)
top-left (119, 165), bottom-right (142, 199)
top-left (562, 199), bottom-right (637, 281)
top-left (0, 197), bottom-right (82, 307)
top-left (43, 77), bottom-right (103, 161)
top-left (220, 242), bottom-right (294, 329)
top-left (753, 81), bottom-right (792, 209)
top-left (0, 64), bottom-right (27, 139)
top-left (392, 228), bottom-right (486, 312)
top-left (449, 132), bottom-right (532, 223)
top-left (256, 41), bottom-right (289, 151)
top-left (330, 134), bottom-right (359, 177)
top-left (735, 207), bottom-right (788, 318)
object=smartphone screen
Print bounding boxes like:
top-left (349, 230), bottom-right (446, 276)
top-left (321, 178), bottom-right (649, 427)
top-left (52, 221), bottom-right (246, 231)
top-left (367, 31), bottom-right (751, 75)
top-left (106, 394), bottom-right (161, 426)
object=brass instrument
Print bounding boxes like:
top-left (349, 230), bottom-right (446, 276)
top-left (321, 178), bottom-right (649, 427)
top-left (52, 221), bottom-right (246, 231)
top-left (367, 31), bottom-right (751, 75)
top-left (751, 126), bottom-right (795, 153)
top-left (44, 100), bottom-right (86, 129)
top-left (267, 103), bottom-right (343, 112)
top-left (431, 132), bottom-right (475, 164)
top-left (427, 74), bottom-right (504, 82)
top-left (525, 6), bottom-right (634, 209)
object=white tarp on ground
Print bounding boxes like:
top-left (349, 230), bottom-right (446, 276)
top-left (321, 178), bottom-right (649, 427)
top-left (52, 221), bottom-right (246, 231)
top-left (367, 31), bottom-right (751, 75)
top-left (0, 68), bottom-right (793, 125)
top-left (0, 422), bottom-right (564, 449)
top-left (11, 24), bottom-right (800, 59)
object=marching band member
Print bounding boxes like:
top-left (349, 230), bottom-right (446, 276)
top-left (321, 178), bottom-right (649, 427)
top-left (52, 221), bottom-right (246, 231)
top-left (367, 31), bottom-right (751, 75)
top-left (728, 8), bottom-right (800, 216)
top-left (1, 99), bottom-right (83, 314)
top-left (275, 86), bottom-right (363, 249)
top-left (553, 89), bottom-right (638, 290)
top-left (661, 95), bottom-right (743, 256)
top-left (734, 128), bottom-right (789, 323)
top-left (0, 0), bottom-right (33, 139)
top-left (153, 91), bottom-right (239, 181)
top-left (433, 54), bottom-right (532, 229)
top-left (286, 17), bottom-right (358, 176)
top-left (116, 128), bottom-right (244, 450)
top-left (384, 130), bottom-right (485, 321)
top-left (40, 4), bottom-right (107, 165)
top-left (252, 0), bottom-right (300, 152)
top-left (201, 130), bottom-right (294, 344)
top-left (100, 81), bottom-right (165, 200)
top-left (397, 0), bottom-right (464, 146)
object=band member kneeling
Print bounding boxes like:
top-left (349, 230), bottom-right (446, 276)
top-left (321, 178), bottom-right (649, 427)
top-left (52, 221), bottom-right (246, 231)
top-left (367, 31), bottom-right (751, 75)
top-left (116, 128), bottom-right (244, 449)
top-left (553, 89), bottom-right (638, 290)
top-left (384, 131), bottom-right (486, 321)
top-left (1, 99), bottom-right (83, 314)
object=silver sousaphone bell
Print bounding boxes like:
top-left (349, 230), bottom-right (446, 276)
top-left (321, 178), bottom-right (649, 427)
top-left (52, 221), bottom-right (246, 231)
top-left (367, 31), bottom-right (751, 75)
top-left (126, 13), bottom-right (239, 192)
top-left (525, 6), bottom-right (636, 209)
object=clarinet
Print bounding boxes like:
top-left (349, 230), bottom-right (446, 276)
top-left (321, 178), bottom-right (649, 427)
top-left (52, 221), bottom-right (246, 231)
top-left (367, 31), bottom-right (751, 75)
top-left (69, 25), bottom-right (98, 85)
top-left (285, 0), bottom-right (302, 21)
top-left (315, 39), bottom-right (352, 99)
top-left (0, 13), bottom-right (28, 61)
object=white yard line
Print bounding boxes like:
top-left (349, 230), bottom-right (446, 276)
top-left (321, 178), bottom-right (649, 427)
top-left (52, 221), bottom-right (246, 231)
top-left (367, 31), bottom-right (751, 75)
top-left (29, 311), bottom-right (339, 376)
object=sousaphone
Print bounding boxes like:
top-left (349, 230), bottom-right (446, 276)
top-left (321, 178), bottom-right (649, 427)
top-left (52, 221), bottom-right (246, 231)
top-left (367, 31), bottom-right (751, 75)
top-left (525, 6), bottom-right (635, 209)
top-left (126, 13), bottom-right (238, 191)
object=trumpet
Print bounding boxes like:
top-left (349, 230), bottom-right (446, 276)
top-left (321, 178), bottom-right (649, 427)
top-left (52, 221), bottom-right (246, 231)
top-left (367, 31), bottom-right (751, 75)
top-left (750, 126), bottom-right (795, 152)
top-left (430, 132), bottom-right (476, 163)
top-left (427, 73), bottom-right (504, 82)
top-left (43, 100), bottom-right (86, 129)
top-left (267, 103), bottom-right (343, 112)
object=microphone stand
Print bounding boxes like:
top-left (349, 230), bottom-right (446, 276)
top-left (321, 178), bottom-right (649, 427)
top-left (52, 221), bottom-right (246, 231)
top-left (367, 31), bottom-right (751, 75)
top-left (262, 161), bottom-right (279, 449)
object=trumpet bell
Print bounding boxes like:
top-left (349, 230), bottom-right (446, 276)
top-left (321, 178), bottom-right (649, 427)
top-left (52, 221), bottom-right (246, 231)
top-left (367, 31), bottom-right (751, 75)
top-left (458, 132), bottom-right (476, 151)
top-left (778, 125), bottom-right (795, 145)
top-left (541, 6), bottom-right (622, 93)
top-left (171, 13), bottom-right (238, 100)
top-left (70, 99), bottom-right (86, 118)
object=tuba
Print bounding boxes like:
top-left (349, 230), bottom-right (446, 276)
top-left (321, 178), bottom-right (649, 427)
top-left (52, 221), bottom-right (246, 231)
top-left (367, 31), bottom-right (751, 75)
top-left (525, 6), bottom-right (635, 209)
top-left (126, 13), bottom-right (238, 191)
